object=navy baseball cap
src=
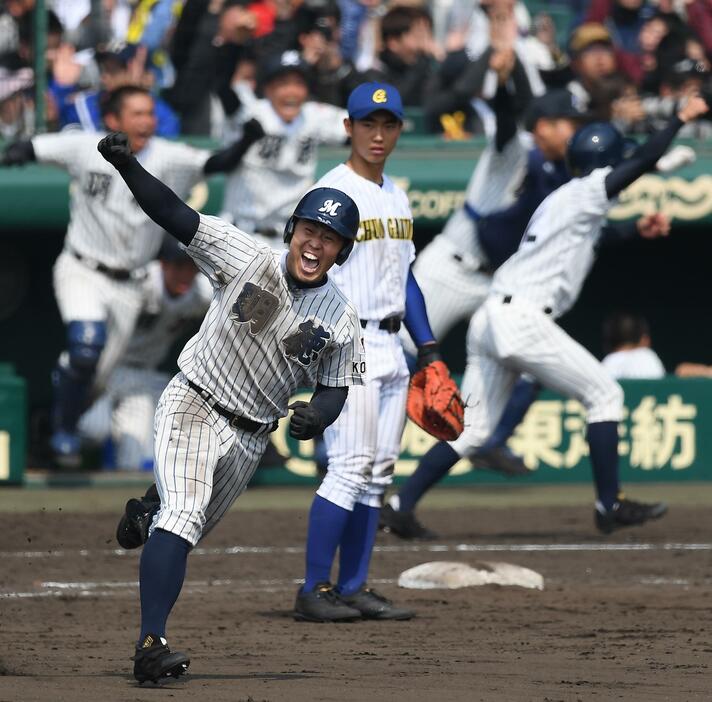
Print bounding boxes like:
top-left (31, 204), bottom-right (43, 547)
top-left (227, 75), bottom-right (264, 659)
top-left (347, 82), bottom-right (404, 121)
top-left (258, 50), bottom-right (310, 87)
top-left (524, 90), bottom-right (588, 132)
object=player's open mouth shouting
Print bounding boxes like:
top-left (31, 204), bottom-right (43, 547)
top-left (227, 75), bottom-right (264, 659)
top-left (286, 219), bottom-right (348, 285)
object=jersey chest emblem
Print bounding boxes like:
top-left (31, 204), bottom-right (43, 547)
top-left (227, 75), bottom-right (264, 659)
top-left (282, 320), bottom-right (330, 366)
top-left (230, 282), bottom-right (280, 334)
top-left (84, 171), bottom-right (112, 202)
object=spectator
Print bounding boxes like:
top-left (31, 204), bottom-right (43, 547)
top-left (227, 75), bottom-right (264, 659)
top-left (424, 3), bottom-right (539, 134)
top-left (296, 0), bottom-right (363, 106)
top-left (49, 42), bottom-right (180, 136)
top-left (0, 65), bottom-right (33, 138)
top-left (601, 312), bottom-right (666, 379)
top-left (164, 0), bottom-right (258, 136)
top-left (376, 6), bottom-right (437, 106)
top-left (567, 22), bottom-right (623, 119)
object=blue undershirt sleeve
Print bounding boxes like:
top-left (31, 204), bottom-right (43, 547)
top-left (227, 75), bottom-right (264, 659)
top-left (404, 268), bottom-right (436, 348)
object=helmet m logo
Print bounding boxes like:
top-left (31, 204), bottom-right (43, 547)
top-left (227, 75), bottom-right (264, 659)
top-left (318, 199), bottom-right (342, 217)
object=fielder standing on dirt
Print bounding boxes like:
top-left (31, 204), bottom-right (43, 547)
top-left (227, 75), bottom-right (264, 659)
top-left (97, 131), bottom-right (365, 684)
top-left (293, 82), bottom-right (464, 623)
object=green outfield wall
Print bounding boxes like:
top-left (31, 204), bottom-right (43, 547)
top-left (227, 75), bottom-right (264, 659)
top-left (252, 377), bottom-right (712, 487)
top-left (2, 137), bottom-right (712, 231)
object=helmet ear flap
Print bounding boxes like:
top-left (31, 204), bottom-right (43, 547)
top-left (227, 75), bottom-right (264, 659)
top-left (284, 216), bottom-right (296, 245)
top-left (335, 239), bottom-right (354, 266)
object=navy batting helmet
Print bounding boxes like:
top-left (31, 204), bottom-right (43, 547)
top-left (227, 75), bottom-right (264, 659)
top-left (566, 122), bottom-right (628, 177)
top-left (284, 187), bottom-right (360, 266)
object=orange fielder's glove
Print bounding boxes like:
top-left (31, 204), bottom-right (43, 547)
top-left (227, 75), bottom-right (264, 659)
top-left (407, 344), bottom-right (465, 441)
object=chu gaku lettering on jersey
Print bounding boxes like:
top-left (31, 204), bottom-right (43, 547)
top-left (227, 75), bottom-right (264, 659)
top-left (179, 214), bottom-right (365, 423)
top-left (312, 164), bottom-right (414, 320)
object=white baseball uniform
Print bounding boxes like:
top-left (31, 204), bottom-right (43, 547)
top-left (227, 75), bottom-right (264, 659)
top-left (220, 82), bottom-right (347, 245)
top-left (32, 132), bottom-right (210, 387)
top-left (313, 164), bottom-right (415, 510)
top-left (400, 130), bottom-right (531, 356)
top-left (451, 167), bottom-right (624, 457)
top-left (78, 262), bottom-right (212, 469)
top-left (153, 214), bottom-right (364, 544)
top-left (602, 348), bottom-right (666, 380)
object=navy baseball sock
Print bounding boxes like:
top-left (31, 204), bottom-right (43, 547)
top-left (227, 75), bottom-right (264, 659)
top-left (480, 378), bottom-right (539, 451)
top-left (586, 421), bottom-right (620, 511)
top-left (303, 495), bottom-right (350, 592)
top-left (395, 441), bottom-right (460, 513)
top-left (336, 502), bottom-right (381, 596)
top-left (138, 528), bottom-right (191, 641)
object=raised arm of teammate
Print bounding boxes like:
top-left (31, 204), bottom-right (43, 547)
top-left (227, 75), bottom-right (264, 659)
top-left (0, 139), bottom-right (35, 165)
top-left (202, 117), bottom-right (265, 174)
top-left (605, 95), bottom-right (709, 199)
top-left (98, 132), bottom-right (199, 245)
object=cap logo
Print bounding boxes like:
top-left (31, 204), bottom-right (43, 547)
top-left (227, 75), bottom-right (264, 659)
top-left (281, 50), bottom-right (301, 67)
top-left (318, 199), bottom-right (341, 217)
top-left (372, 89), bottom-right (387, 104)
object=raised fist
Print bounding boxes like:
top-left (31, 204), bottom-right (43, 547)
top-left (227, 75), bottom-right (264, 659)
top-left (242, 117), bottom-right (266, 144)
top-left (97, 132), bottom-right (133, 167)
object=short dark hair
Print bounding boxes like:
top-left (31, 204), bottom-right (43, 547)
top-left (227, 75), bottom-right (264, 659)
top-left (381, 6), bottom-right (419, 42)
top-left (603, 312), bottom-right (651, 353)
top-left (100, 85), bottom-right (152, 120)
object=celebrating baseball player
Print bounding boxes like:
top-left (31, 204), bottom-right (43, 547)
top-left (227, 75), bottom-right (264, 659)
top-left (293, 82), bottom-right (464, 623)
top-left (220, 50), bottom-right (349, 246)
top-left (97, 130), bottom-right (365, 683)
top-left (78, 240), bottom-right (212, 470)
top-left (383, 86), bottom-right (696, 540)
top-left (0, 85), bottom-right (264, 468)
top-left (405, 94), bottom-right (709, 537)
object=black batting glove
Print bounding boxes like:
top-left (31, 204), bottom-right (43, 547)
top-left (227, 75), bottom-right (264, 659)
top-left (1, 139), bottom-right (35, 166)
top-left (288, 401), bottom-right (326, 440)
top-left (97, 131), bottom-right (133, 167)
top-left (242, 117), bottom-right (266, 144)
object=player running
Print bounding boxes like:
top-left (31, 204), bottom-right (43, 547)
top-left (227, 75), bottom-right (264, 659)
top-left (1, 86), bottom-right (263, 468)
top-left (403, 94), bottom-right (709, 536)
top-left (293, 83), bottom-right (463, 623)
top-left (97, 131), bottom-right (365, 683)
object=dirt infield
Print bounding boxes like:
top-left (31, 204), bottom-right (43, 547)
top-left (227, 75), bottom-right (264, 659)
top-left (1, 487), bottom-right (710, 701)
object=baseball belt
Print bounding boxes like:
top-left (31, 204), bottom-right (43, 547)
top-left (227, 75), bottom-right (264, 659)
top-left (186, 378), bottom-right (278, 434)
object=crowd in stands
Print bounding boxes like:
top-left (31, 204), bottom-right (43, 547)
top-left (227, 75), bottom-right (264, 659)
top-left (2, 0), bottom-right (712, 139)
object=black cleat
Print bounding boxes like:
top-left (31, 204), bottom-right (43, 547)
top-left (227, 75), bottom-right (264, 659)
top-left (470, 446), bottom-right (531, 477)
top-left (341, 586), bottom-right (415, 621)
top-left (595, 497), bottom-right (668, 534)
top-left (294, 582), bottom-right (362, 622)
top-left (116, 484), bottom-right (160, 549)
top-left (379, 504), bottom-right (438, 540)
top-left (132, 633), bottom-right (189, 684)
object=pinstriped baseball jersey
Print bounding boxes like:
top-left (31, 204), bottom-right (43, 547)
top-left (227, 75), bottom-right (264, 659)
top-left (490, 167), bottom-right (612, 318)
top-left (440, 131), bottom-right (531, 255)
top-left (179, 214), bottom-right (364, 423)
top-left (31, 133), bottom-right (210, 269)
top-left (121, 261), bottom-right (212, 369)
top-left (313, 164), bottom-right (414, 320)
top-left (221, 82), bottom-right (347, 234)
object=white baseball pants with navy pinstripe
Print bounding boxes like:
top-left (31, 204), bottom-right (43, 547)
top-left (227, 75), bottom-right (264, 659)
top-left (319, 326), bottom-right (410, 510)
top-left (450, 296), bottom-right (624, 457)
top-left (151, 373), bottom-right (270, 546)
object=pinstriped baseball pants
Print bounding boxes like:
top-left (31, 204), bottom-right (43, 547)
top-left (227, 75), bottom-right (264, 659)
top-left (450, 296), bottom-right (624, 457)
top-left (151, 373), bottom-right (271, 546)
